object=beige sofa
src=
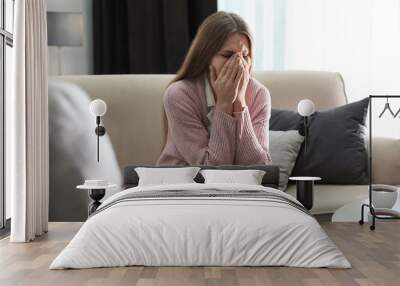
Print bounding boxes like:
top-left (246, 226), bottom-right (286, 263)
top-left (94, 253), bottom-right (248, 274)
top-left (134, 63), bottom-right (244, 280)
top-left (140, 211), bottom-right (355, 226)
top-left (55, 71), bottom-right (400, 215)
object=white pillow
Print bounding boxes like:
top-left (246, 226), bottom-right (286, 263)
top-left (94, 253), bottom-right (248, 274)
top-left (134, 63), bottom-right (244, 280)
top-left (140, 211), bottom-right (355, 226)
top-left (135, 167), bottom-right (201, 186)
top-left (200, 169), bottom-right (266, 185)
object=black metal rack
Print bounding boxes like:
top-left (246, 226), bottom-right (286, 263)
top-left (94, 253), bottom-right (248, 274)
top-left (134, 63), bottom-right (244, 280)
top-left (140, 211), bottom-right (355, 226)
top-left (359, 95), bottom-right (400, 230)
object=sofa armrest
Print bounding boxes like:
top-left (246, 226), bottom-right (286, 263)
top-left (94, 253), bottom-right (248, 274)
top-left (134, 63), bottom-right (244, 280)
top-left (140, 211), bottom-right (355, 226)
top-left (368, 137), bottom-right (400, 185)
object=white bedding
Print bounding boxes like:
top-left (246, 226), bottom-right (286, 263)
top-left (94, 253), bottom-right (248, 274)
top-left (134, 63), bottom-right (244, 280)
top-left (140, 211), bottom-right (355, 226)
top-left (50, 183), bottom-right (350, 269)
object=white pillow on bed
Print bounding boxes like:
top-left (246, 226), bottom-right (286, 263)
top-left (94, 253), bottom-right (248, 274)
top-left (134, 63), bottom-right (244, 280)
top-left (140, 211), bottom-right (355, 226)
top-left (135, 167), bottom-right (201, 186)
top-left (200, 169), bottom-right (266, 185)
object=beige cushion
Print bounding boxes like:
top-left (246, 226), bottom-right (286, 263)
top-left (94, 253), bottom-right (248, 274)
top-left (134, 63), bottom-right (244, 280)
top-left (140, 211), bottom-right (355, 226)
top-left (254, 70), bottom-right (348, 110)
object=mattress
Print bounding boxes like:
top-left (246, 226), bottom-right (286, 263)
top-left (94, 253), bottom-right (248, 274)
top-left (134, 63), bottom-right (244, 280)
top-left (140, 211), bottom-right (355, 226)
top-left (50, 183), bottom-right (350, 269)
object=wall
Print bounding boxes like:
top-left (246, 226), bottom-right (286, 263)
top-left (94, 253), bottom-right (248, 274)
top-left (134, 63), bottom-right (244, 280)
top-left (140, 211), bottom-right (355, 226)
top-left (47, 0), bottom-right (93, 75)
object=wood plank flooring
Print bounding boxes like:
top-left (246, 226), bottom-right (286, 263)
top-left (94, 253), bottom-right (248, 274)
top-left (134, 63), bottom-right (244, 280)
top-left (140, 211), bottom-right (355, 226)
top-left (0, 222), bottom-right (399, 286)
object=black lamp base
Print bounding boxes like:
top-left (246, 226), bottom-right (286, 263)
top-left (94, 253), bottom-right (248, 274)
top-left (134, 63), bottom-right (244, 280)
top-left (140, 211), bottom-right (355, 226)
top-left (95, 125), bottom-right (106, 136)
top-left (88, 189), bottom-right (105, 216)
top-left (296, 181), bottom-right (314, 210)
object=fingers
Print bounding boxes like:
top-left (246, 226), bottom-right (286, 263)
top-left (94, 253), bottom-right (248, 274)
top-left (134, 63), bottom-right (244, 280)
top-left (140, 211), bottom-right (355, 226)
top-left (239, 41), bottom-right (251, 73)
top-left (216, 52), bottom-right (248, 85)
top-left (234, 66), bottom-right (244, 87)
top-left (225, 55), bottom-right (240, 81)
top-left (227, 56), bottom-right (241, 82)
top-left (237, 55), bottom-right (251, 82)
top-left (238, 54), bottom-right (249, 72)
top-left (219, 55), bottom-right (235, 79)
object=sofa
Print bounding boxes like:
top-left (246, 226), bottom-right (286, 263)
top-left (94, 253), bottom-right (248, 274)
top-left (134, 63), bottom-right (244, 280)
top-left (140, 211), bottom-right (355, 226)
top-left (49, 71), bottom-right (400, 221)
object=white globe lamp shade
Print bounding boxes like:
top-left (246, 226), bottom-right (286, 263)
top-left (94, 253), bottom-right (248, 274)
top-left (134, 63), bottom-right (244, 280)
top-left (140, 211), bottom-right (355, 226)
top-left (89, 99), bottom-right (107, 117)
top-left (297, 99), bottom-right (315, 117)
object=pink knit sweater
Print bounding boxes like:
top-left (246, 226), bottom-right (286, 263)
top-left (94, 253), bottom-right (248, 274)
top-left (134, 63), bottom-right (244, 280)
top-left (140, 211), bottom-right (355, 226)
top-left (156, 74), bottom-right (272, 166)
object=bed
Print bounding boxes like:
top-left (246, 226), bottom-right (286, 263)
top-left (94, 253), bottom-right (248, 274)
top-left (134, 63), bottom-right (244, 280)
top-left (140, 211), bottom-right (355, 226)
top-left (50, 165), bottom-right (350, 269)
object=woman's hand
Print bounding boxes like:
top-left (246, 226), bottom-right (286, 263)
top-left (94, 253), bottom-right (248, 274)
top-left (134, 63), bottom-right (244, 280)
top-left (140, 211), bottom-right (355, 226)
top-left (233, 44), bottom-right (251, 112)
top-left (209, 54), bottom-right (244, 114)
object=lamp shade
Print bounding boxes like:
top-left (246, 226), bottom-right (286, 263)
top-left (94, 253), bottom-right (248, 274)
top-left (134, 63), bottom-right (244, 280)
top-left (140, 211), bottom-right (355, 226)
top-left (297, 99), bottom-right (315, 116)
top-left (89, 99), bottom-right (107, 117)
top-left (47, 12), bottom-right (84, 46)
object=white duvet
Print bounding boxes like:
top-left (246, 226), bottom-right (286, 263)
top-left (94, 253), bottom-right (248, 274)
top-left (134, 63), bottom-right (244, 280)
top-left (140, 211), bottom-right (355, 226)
top-left (50, 183), bottom-right (351, 269)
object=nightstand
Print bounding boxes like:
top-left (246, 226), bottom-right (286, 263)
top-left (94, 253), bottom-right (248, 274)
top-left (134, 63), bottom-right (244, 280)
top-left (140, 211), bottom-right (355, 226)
top-left (77, 183), bottom-right (117, 216)
top-left (289, 176), bottom-right (321, 210)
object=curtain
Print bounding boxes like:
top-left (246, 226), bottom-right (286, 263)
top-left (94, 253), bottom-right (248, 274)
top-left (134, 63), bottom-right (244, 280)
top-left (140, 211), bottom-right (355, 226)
top-left (8, 0), bottom-right (49, 242)
top-left (218, 0), bottom-right (400, 138)
top-left (93, 0), bottom-right (217, 74)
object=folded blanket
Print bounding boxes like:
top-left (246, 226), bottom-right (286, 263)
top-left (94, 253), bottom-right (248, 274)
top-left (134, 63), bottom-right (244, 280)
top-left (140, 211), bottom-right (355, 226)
top-left (91, 188), bottom-right (311, 218)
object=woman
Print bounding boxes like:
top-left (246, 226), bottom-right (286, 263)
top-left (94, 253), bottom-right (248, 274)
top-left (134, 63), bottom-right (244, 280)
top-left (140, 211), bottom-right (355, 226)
top-left (157, 11), bottom-right (272, 166)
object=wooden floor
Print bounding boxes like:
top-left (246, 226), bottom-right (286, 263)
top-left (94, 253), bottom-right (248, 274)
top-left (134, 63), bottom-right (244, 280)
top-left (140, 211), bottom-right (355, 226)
top-left (0, 222), bottom-right (399, 286)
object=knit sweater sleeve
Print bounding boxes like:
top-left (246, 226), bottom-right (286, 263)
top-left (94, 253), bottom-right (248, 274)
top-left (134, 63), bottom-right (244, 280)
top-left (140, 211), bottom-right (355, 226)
top-left (164, 83), bottom-right (236, 165)
top-left (233, 85), bottom-right (273, 165)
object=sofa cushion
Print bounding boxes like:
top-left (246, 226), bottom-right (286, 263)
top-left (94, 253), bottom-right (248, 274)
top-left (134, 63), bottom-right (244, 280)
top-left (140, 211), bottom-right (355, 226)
top-left (270, 97), bottom-right (369, 184)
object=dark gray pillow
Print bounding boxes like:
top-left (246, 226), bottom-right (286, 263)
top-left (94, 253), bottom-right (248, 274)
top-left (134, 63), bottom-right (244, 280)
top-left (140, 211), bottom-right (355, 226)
top-left (270, 97), bottom-right (369, 184)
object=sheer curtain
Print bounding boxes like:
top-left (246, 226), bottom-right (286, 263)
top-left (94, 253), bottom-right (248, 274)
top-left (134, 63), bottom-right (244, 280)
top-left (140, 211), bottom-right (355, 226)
top-left (8, 0), bottom-right (49, 242)
top-left (218, 0), bottom-right (400, 138)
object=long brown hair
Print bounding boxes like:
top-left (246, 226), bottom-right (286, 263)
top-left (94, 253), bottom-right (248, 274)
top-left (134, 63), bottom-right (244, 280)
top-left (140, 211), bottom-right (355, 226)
top-left (161, 11), bottom-right (255, 149)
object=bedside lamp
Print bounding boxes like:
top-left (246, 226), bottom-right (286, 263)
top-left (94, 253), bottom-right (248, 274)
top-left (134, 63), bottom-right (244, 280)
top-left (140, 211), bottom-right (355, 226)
top-left (297, 99), bottom-right (315, 153)
top-left (89, 99), bottom-right (107, 162)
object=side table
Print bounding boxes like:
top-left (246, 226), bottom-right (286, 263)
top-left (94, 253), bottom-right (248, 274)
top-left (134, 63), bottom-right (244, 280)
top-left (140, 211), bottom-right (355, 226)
top-left (289, 176), bottom-right (322, 210)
